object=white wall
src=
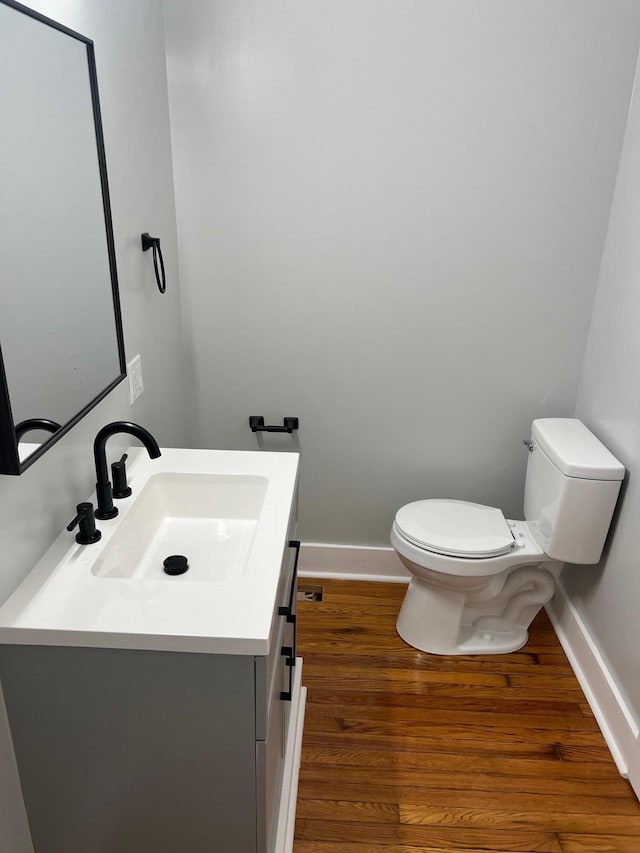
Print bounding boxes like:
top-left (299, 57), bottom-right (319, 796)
top-left (563, 57), bottom-right (640, 726)
top-left (0, 2), bottom-right (187, 849)
top-left (164, 0), bottom-right (640, 546)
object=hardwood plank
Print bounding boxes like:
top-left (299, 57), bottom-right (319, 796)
top-left (302, 730), bottom-right (562, 760)
top-left (301, 651), bottom-right (578, 680)
top-left (398, 805), bottom-right (640, 834)
top-left (298, 603), bottom-right (408, 619)
top-left (295, 817), bottom-right (562, 851)
top-left (307, 692), bottom-right (596, 728)
top-left (305, 663), bottom-right (510, 687)
top-left (299, 761), bottom-right (631, 797)
top-left (506, 673), bottom-right (587, 688)
top-left (556, 745), bottom-right (624, 764)
top-left (301, 660), bottom-right (516, 688)
top-left (558, 834), bottom-right (640, 852)
top-left (294, 843), bottom-right (545, 853)
top-left (304, 710), bottom-right (607, 747)
top-left (310, 579), bottom-right (408, 599)
top-left (536, 654), bottom-right (574, 666)
top-left (300, 613), bottom-right (560, 642)
top-left (298, 782), bottom-right (640, 817)
top-left (298, 631), bottom-right (575, 663)
top-left (303, 679), bottom-right (582, 710)
top-left (426, 683), bottom-right (588, 704)
top-left (300, 745), bottom-right (623, 780)
top-left (303, 697), bottom-right (599, 731)
top-left (301, 655), bottom-right (578, 677)
top-left (296, 841), bottom-right (524, 853)
top-left (305, 660), bottom-right (593, 718)
top-left (297, 798), bottom-right (399, 824)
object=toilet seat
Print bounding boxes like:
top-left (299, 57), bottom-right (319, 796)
top-left (395, 499), bottom-right (515, 559)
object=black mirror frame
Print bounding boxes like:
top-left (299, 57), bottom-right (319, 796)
top-left (0, 0), bottom-right (126, 476)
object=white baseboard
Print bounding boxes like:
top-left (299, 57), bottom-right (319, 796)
top-left (299, 543), bottom-right (410, 583)
top-left (546, 580), bottom-right (639, 778)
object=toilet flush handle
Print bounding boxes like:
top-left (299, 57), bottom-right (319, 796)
top-left (523, 440), bottom-right (535, 452)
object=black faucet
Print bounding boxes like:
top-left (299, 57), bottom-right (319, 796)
top-left (66, 502), bottom-right (102, 545)
top-left (94, 422), bottom-right (161, 519)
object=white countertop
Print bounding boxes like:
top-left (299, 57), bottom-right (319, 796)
top-left (0, 448), bottom-right (299, 655)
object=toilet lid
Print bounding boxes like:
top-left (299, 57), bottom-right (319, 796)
top-left (395, 499), bottom-right (515, 558)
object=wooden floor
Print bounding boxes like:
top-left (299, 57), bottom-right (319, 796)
top-left (293, 579), bottom-right (640, 853)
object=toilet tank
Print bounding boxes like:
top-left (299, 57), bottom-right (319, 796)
top-left (524, 419), bottom-right (624, 564)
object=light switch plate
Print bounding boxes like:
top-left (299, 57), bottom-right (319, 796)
top-left (127, 354), bottom-right (144, 404)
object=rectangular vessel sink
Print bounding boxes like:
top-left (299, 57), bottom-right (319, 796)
top-left (92, 473), bottom-right (267, 583)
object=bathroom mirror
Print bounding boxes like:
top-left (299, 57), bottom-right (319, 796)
top-left (0, 0), bottom-right (126, 475)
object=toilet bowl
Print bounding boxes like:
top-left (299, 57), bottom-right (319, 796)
top-left (390, 419), bottom-right (624, 655)
top-left (391, 508), bottom-right (560, 654)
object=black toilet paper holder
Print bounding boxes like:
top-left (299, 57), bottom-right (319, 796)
top-left (249, 416), bottom-right (299, 434)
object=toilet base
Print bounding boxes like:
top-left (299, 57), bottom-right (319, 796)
top-left (396, 565), bottom-right (559, 656)
top-left (397, 608), bottom-right (529, 655)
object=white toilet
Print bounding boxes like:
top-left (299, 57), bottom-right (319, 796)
top-left (391, 418), bottom-right (624, 655)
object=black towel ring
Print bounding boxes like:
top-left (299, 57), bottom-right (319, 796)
top-left (141, 232), bottom-right (166, 294)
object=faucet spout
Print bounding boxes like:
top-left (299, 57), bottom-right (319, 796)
top-left (94, 421), bottom-right (161, 519)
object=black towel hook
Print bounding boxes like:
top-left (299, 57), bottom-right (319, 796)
top-left (141, 232), bottom-right (166, 294)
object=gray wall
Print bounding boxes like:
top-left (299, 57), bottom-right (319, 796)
top-left (563, 55), bottom-right (640, 725)
top-left (0, 2), bottom-right (187, 850)
top-left (164, 0), bottom-right (640, 545)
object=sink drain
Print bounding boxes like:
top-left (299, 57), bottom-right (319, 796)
top-left (163, 555), bottom-right (189, 576)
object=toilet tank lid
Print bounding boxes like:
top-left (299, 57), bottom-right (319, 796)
top-left (531, 419), bottom-right (625, 481)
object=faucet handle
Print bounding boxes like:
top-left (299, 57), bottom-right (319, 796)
top-left (111, 453), bottom-right (132, 499)
top-left (67, 502), bottom-right (102, 545)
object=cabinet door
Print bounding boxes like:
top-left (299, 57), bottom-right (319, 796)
top-left (256, 537), bottom-right (299, 740)
top-left (0, 646), bottom-right (258, 853)
top-left (279, 540), bottom-right (299, 739)
top-left (255, 539), bottom-right (300, 853)
top-left (256, 636), bottom-right (288, 853)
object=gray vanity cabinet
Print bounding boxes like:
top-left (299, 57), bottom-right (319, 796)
top-left (0, 540), bottom-right (300, 853)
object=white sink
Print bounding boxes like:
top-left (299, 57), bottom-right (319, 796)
top-left (92, 472), bottom-right (267, 583)
top-left (0, 448), bottom-right (299, 655)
